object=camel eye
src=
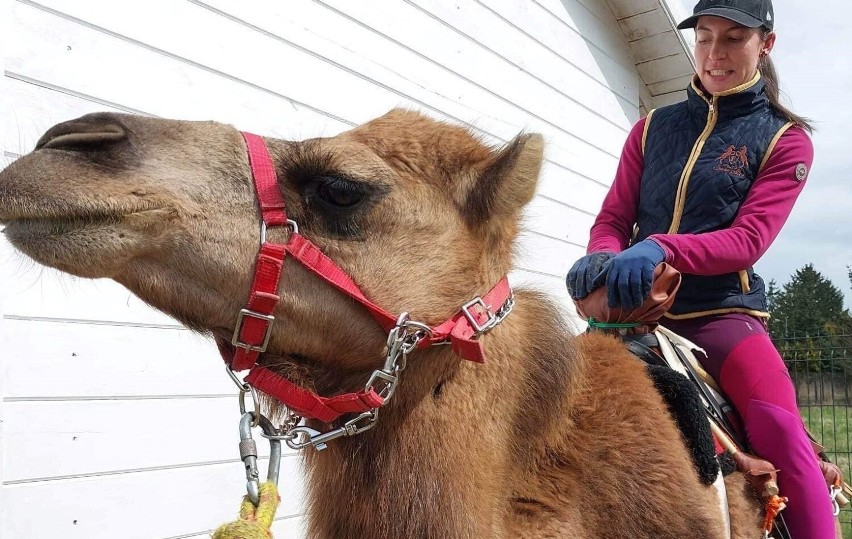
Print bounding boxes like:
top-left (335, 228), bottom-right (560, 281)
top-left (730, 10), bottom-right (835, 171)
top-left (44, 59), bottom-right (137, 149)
top-left (314, 176), bottom-right (365, 209)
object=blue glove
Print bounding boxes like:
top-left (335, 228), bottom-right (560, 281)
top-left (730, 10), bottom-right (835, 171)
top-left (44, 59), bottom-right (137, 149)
top-left (596, 240), bottom-right (665, 310)
top-left (566, 251), bottom-right (615, 300)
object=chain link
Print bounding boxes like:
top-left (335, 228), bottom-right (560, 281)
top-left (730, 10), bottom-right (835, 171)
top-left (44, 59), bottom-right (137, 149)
top-left (275, 409), bottom-right (380, 451)
top-left (494, 294), bottom-right (515, 325)
top-left (278, 409), bottom-right (303, 433)
top-left (227, 366), bottom-right (262, 427)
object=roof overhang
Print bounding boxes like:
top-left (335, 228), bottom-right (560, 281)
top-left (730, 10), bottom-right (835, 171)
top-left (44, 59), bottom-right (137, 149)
top-left (606, 0), bottom-right (697, 111)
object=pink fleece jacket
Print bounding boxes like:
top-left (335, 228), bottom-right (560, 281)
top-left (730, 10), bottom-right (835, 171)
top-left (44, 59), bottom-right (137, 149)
top-left (588, 117), bottom-right (813, 275)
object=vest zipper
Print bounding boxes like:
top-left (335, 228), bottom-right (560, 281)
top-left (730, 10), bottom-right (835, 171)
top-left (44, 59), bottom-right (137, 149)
top-left (667, 97), bottom-right (719, 234)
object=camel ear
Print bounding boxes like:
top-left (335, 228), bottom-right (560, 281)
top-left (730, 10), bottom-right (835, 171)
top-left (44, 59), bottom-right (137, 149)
top-left (462, 133), bottom-right (543, 228)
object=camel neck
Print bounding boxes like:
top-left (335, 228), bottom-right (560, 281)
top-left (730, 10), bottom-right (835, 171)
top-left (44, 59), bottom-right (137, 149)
top-left (298, 289), bottom-right (579, 538)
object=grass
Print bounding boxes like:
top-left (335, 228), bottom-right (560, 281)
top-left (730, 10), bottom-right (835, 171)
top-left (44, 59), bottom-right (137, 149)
top-left (800, 405), bottom-right (852, 538)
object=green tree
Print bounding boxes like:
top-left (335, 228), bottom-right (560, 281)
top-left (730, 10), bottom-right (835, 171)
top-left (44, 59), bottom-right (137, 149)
top-left (769, 264), bottom-right (851, 373)
top-left (766, 278), bottom-right (780, 313)
top-left (848, 264), bottom-right (851, 291)
top-left (768, 264), bottom-right (846, 338)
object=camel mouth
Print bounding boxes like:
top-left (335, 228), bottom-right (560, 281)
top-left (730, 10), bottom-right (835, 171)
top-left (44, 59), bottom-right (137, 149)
top-left (1, 206), bottom-right (172, 245)
top-left (2, 205), bottom-right (177, 278)
top-left (0, 204), bottom-right (165, 228)
top-left (4, 213), bottom-right (121, 233)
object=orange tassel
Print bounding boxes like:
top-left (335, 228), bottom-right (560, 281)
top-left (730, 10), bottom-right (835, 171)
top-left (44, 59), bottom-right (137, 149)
top-left (761, 494), bottom-right (788, 535)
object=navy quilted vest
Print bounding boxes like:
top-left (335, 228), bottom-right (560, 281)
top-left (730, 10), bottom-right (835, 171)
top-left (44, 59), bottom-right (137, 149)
top-left (636, 75), bottom-right (790, 317)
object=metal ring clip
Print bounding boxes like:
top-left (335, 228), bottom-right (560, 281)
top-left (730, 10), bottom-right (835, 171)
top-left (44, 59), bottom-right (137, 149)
top-left (238, 412), bottom-right (282, 505)
top-left (830, 485), bottom-right (842, 516)
top-left (228, 367), bottom-right (260, 427)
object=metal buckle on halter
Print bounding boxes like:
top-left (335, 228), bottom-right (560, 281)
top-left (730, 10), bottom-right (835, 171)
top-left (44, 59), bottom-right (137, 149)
top-left (365, 370), bottom-right (398, 401)
top-left (461, 296), bottom-right (497, 335)
top-left (260, 218), bottom-right (299, 244)
top-left (231, 309), bottom-right (275, 353)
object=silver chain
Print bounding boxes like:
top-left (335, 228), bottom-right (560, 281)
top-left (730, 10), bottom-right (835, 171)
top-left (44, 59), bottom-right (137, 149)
top-left (260, 313), bottom-right (429, 451)
top-left (493, 294), bottom-right (515, 328)
top-left (278, 409), bottom-right (303, 433)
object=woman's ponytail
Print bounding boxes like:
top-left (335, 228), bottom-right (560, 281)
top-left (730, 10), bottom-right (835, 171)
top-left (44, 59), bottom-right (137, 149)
top-left (759, 34), bottom-right (814, 133)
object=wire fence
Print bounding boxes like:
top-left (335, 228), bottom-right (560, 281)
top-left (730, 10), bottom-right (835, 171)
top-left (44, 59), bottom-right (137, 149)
top-left (773, 331), bottom-right (852, 535)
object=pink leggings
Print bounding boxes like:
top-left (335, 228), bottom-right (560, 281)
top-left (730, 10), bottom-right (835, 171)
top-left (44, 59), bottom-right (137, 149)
top-left (663, 313), bottom-right (835, 539)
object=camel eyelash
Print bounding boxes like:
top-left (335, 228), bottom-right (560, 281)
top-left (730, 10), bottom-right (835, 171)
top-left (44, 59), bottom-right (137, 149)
top-left (282, 141), bottom-right (339, 188)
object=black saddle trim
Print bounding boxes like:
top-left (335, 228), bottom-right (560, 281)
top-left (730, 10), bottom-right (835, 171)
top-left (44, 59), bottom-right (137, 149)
top-left (622, 334), bottom-right (667, 367)
top-left (623, 332), bottom-right (747, 451)
top-left (646, 365), bottom-right (719, 484)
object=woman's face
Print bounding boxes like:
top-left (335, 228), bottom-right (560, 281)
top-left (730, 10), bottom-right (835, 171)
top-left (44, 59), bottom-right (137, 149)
top-left (693, 16), bottom-right (775, 95)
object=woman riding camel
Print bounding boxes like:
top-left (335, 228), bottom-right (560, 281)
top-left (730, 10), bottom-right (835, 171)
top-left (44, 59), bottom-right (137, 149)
top-left (567, 0), bottom-right (834, 536)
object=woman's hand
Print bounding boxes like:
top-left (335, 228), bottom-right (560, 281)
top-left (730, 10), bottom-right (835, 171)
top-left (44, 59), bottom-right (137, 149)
top-left (566, 251), bottom-right (615, 300)
top-left (597, 240), bottom-right (665, 309)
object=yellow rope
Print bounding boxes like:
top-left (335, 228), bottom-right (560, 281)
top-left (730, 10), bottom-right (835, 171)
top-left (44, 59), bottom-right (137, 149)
top-left (213, 482), bottom-right (280, 539)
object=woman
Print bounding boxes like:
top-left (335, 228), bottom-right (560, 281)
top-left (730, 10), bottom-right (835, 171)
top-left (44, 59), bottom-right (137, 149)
top-left (567, 0), bottom-right (835, 536)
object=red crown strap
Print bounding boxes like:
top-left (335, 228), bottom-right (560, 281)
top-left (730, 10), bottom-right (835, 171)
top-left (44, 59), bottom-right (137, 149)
top-left (242, 132), bottom-right (287, 226)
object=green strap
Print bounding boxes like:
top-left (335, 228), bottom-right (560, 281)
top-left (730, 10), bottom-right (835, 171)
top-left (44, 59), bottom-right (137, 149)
top-left (587, 317), bottom-right (641, 329)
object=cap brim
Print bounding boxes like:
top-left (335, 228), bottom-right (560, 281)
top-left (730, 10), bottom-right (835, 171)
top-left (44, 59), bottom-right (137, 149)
top-left (676, 8), bottom-right (764, 30)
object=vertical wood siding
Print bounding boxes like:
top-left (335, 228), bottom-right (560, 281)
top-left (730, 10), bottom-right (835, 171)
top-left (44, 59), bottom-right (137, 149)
top-left (0, 1), bottom-right (646, 536)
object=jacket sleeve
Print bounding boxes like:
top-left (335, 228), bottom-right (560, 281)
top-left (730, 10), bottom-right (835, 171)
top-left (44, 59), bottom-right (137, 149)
top-left (586, 117), bottom-right (646, 254)
top-left (649, 126), bottom-right (813, 275)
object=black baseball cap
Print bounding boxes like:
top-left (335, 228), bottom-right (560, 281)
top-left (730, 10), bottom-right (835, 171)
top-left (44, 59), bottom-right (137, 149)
top-left (677, 0), bottom-right (774, 31)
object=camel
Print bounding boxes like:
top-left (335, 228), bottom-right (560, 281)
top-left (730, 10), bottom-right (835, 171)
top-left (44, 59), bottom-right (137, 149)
top-left (0, 109), bottom-right (776, 538)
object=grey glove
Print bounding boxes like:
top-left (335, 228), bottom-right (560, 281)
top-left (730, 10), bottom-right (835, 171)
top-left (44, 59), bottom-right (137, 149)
top-left (566, 251), bottom-right (615, 300)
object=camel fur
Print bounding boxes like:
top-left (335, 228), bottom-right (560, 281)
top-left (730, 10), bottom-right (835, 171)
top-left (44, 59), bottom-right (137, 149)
top-left (0, 109), bottom-right (775, 538)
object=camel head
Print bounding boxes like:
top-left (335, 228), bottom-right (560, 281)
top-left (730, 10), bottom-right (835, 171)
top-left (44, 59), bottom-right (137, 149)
top-left (0, 109), bottom-right (543, 378)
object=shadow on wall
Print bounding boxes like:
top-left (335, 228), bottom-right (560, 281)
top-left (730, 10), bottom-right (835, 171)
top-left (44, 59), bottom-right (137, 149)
top-left (555, 0), bottom-right (644, 121)
top-left (556, 0), bottom-right (696, 114)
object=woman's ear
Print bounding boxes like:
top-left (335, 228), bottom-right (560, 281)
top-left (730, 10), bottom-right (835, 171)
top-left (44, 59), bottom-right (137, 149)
top-left (761, 31), bottom-right (776, 56)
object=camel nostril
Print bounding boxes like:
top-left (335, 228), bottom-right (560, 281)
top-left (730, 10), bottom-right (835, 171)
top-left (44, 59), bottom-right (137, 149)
top-left (35, 114), bottom-right (128, 152)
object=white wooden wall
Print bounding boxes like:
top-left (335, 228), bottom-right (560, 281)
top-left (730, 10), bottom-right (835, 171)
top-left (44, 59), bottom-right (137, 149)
top-left (0, 1), bottom-right (646, 537)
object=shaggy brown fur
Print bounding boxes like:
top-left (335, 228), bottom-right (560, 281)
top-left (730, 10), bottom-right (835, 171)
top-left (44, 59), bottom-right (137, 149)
top-left (0, 109), bottom-right (769, 538)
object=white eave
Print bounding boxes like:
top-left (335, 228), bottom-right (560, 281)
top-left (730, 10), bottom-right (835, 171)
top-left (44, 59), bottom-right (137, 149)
top-left (605, 0), bottom-right (697, 112)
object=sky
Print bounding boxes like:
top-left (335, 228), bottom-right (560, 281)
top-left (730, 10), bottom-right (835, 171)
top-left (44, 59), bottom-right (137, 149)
top-left (677, 0), bottom-right (852, 307)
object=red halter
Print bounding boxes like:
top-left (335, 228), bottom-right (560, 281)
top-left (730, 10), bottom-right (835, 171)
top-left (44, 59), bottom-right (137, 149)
top-left (217, 132), bottom-right (512, 424)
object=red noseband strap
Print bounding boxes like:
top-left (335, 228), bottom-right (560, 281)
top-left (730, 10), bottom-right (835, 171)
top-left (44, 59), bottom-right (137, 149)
top-left (218, 132), bottom-right (512, 422)
top-left (244, 367), bottom-right (385, 423)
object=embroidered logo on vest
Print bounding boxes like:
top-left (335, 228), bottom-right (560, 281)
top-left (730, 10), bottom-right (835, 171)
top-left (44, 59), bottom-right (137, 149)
top-left (714, 145), bottom-right (749, 177)
top-left (795, 162), bottom-right (808, 181)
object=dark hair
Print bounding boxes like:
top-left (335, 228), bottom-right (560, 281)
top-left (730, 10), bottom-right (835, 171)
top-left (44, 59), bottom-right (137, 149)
top-left (759, 30), bottom-right (814, 133)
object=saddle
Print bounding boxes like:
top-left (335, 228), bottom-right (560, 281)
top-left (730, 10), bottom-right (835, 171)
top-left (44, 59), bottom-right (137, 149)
top-left (573, 264), bottom-right (828, 538)
top-left (575, 265), bottom-right (751, 463)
